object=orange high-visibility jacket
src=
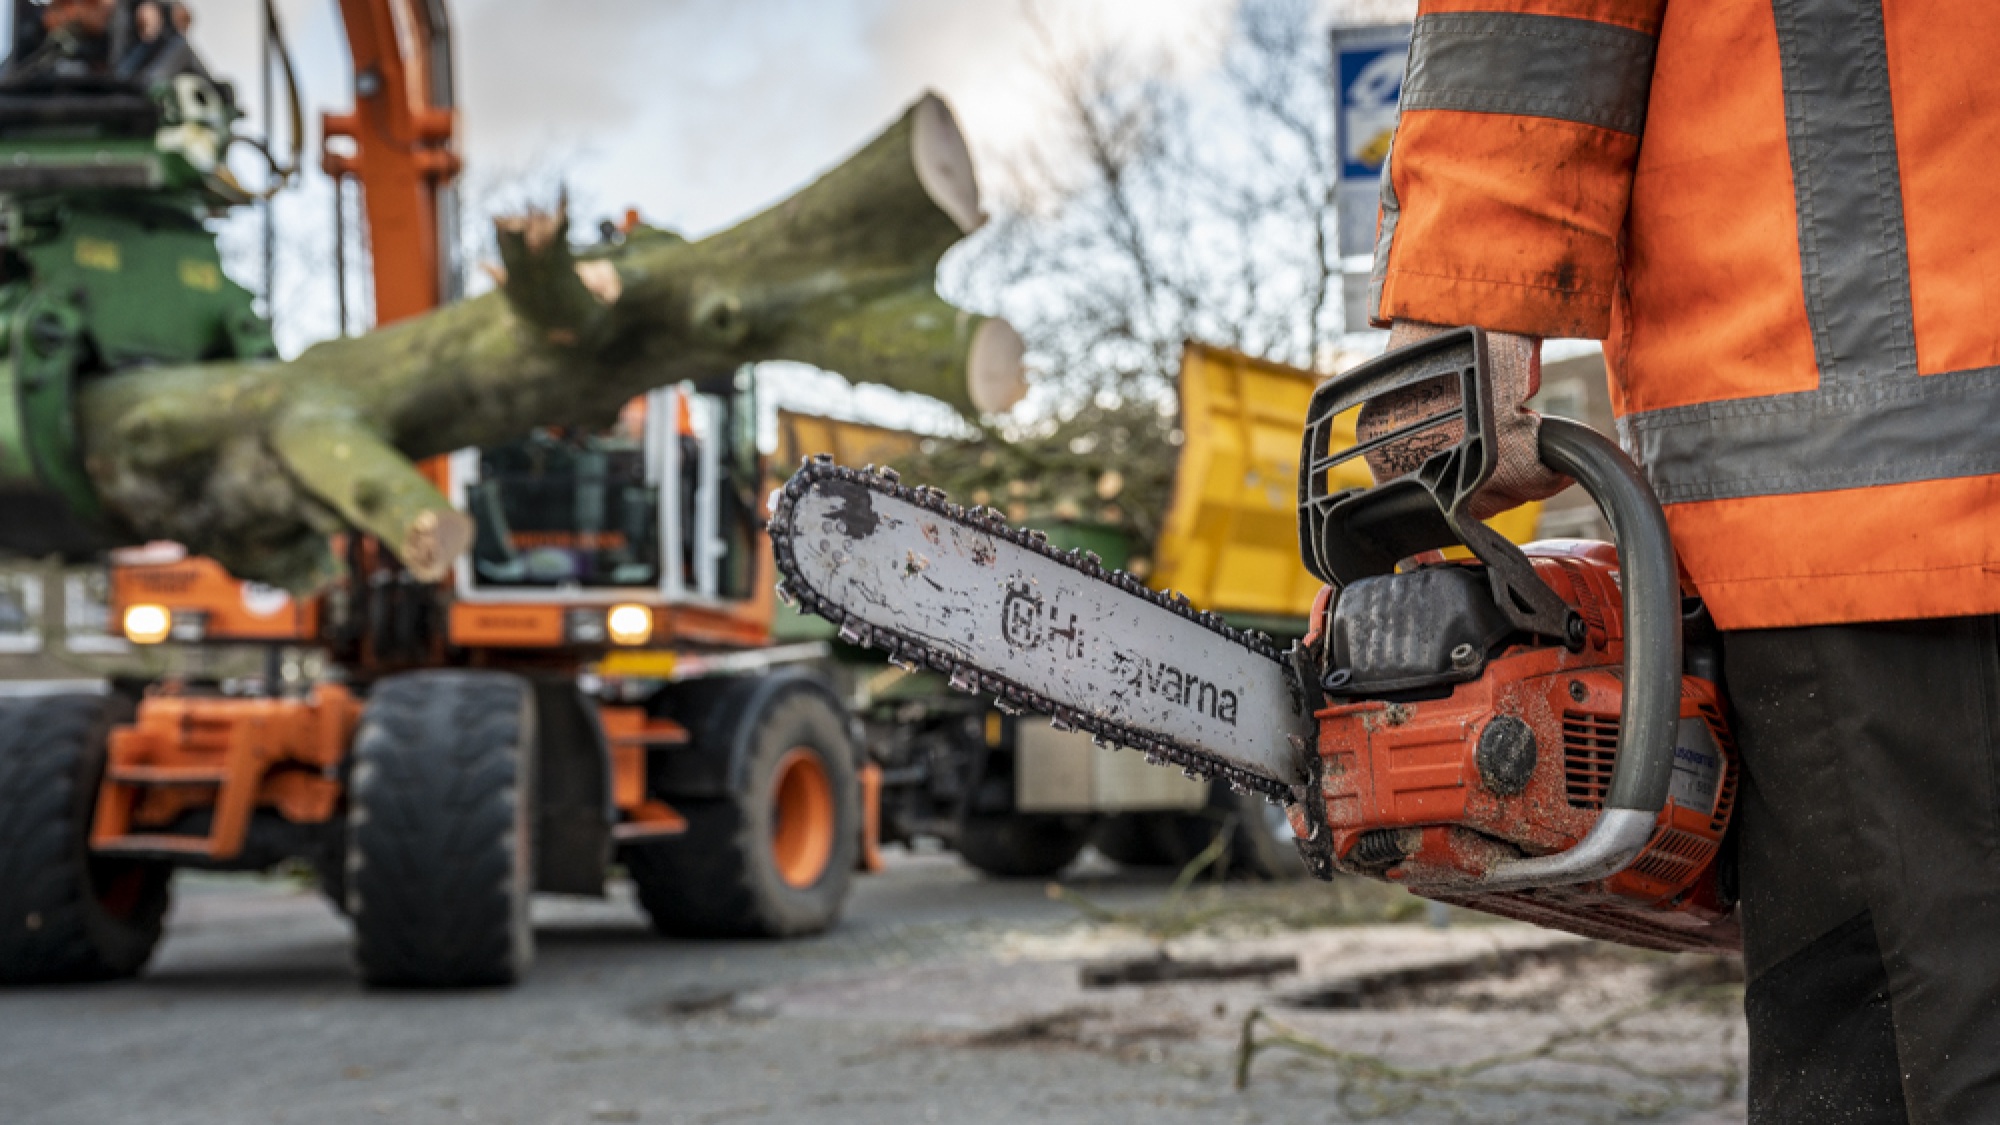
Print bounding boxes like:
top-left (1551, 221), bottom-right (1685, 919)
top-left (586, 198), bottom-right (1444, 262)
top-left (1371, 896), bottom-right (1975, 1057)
top-left (1370, 0), bottom-right (2000, 630)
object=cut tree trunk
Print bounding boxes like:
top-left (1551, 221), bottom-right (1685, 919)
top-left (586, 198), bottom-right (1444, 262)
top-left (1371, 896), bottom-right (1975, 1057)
top-left (70, 93), bottom-right (1023, 591)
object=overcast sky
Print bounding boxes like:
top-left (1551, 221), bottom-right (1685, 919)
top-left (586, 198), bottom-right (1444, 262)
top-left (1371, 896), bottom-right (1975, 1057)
top-left (189, 0), bottom-right (1237, 247)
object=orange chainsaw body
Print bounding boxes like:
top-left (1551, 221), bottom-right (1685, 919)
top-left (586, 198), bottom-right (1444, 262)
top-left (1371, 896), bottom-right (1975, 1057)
top-left (1295, 543), bottom-right (1742, 953)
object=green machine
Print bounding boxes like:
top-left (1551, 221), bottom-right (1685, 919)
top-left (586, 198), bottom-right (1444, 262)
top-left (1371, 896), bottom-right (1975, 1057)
top-left (0, 3), bottom-right (279, 556)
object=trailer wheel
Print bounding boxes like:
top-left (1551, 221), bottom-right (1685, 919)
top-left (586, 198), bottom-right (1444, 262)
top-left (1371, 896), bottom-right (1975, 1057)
top-left (626, 678), bottom-right (858, 938)
top-left (1091, 813), bottom-right (1180, 869)
top-left (1228, 789), bottom-right (1307, 880)
top-left (0, 693), bottom-right (170, 984)
top-left (347, 671), bottom-right (536, 988)
top-left (956, 814), bottom-right (1091, 879)
top-left (1164, 786), bottom-right (1306, 881)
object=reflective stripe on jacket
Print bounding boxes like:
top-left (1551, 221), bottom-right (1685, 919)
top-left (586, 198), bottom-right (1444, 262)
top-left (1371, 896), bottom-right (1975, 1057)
top-left (1371, 0), bottom-right (2000, 630)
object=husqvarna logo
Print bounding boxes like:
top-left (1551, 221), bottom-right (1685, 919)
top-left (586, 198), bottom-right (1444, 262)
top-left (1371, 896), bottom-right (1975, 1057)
top-left (1668, 718), bottom-right (1724, 812)
top-left (1000, 582), bottom-right (1083, 659)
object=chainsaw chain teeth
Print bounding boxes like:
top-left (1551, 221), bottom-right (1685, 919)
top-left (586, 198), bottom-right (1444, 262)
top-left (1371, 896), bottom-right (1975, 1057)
top-left (772, 457), bottom-right (1298, 805)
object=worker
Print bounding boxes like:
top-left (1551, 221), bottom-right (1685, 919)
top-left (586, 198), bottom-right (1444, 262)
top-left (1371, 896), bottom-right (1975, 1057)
top-left (116, 1), bottom-right (203, 83)
top-left (4, 0), bottom-right (119, 79)
top-left (1356, 4), bottom-right (2000, 1122)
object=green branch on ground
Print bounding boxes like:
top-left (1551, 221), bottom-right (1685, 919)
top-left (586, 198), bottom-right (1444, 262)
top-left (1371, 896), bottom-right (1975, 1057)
top-left (1233, 986), bottom-right (1743, 1121)
top-left (1048, 815), bottom-right (1237, 942)
top-left (1049, 824), bottom-right (1426, 942)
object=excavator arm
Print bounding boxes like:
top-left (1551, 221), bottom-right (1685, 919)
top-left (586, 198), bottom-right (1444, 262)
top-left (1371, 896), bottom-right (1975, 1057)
top-left (319, 0), bottom-right (460, 324)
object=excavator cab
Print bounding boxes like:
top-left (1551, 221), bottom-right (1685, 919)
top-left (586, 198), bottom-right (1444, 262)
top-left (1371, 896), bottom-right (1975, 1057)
top-left (441, 371), bottom-right (770, 656)
top-left (457, 378), bottom-right (760, 604)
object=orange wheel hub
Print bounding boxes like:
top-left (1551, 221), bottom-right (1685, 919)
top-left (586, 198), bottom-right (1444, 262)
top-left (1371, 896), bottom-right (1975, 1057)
top-left (770, 748), bottom-right (835, 889)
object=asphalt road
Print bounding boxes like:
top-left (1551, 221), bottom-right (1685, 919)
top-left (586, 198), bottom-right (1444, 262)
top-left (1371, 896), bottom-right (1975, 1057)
top-left (0, 851), bottom-right (1750, 1125)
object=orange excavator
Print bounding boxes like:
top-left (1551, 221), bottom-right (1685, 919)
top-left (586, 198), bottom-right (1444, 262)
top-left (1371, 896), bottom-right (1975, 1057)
top-left (0, 0), bottom-right (870, 988)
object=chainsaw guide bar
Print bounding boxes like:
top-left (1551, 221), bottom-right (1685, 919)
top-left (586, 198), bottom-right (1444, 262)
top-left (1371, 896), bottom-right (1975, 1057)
top-left (769, 457), bottom-right (1315, 805)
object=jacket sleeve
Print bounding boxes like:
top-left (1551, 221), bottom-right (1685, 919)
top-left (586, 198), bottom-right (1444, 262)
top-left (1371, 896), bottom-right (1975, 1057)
top-left (1369, 0), bottom-right (1666, 339)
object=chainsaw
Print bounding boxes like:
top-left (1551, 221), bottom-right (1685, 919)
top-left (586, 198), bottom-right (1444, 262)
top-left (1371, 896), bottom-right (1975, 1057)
top-left (771, 327), bottom-right (1740, 953)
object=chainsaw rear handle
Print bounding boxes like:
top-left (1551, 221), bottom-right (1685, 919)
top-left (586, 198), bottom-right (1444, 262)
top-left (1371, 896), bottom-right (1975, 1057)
top-left (1474, 417), bottom-right (1680, 893)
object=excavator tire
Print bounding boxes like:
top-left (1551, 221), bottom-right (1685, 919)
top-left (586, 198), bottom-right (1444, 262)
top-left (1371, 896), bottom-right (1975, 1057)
top-left (347, 671), bottom-right (537, 988)
top-left (626, 677), bottom-right (858, 938)
top-left (956, 813), bottom-right (1092, 879)
top-left (0, 693), bottom-right (170, 984)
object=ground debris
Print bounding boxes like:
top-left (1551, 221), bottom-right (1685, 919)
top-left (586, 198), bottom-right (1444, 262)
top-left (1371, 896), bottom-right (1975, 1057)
top-left (1280, 941), bottom-right (1597, 1010)
top-left (1082, 952), bottom-right (1299, 989)
top-left (1283, 944), bottom-right (1745, 1019)
top-left (1237, 974), bottom-right (1745, 1120)
top-left (954, 1004), bottom-right (1198, 1060)
top-left (627, 985), bottom-right (739, 1022)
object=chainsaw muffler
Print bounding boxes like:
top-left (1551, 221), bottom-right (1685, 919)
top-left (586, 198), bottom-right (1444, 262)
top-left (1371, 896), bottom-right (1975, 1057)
top-left (1292, 328), bottom-right (1739, 953)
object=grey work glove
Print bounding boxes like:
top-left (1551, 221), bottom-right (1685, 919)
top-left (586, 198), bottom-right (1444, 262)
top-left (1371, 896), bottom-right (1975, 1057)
top-left (1354, 320), bottom-right (1570, 520)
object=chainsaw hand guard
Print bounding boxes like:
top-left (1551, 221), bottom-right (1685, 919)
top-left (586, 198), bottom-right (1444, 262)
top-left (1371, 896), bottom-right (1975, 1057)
top-left (1297, 328), bottom-right (1581, 645)
top-left (1297, 328), bottom-right (1684, 894)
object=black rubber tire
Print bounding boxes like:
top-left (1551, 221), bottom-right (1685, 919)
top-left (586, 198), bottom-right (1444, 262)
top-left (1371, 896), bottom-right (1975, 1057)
top-left (347, 671), bottom-right (536, 988)
top-left (1091, 813), bottom-right (1181, 869)
top-left (1165, 785), bottom-right (1307, 881)
top-left (626, 679), bottom-right (859, 938)
top-left (0, 693), bottom-right (171, 984)
top-left (956, 814), bottom-right (1092, 879)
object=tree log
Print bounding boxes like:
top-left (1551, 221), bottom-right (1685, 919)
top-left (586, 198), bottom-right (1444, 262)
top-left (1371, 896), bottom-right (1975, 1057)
top-left (69, 93), bottom-right (1023, 591)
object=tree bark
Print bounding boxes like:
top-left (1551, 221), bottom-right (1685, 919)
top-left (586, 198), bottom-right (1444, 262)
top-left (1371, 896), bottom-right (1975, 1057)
top-left (72, 93), bottom-right (1023, 591)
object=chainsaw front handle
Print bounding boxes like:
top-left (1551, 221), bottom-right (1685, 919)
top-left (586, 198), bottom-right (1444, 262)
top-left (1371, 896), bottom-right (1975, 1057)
top-left (1475, 417), bottom-right (1680, 892)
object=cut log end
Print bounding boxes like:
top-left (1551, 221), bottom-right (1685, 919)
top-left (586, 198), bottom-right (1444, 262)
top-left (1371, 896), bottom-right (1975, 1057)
top-left (913, 92), bottom-right (984, 234)
top-left (399, 508), bottom-right (474, 583)
top-left (967, 318), bottom-right (1028, 414)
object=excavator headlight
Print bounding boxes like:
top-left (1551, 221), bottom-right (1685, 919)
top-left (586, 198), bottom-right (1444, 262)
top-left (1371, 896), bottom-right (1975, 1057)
top-left (607, 603), bottom-right (653, 647)
top-left (123, 604), bottom-right (171, 645)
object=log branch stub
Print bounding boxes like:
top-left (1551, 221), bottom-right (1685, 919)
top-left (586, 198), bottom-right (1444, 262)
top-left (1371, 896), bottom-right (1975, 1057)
top-left (493, 204), bottom-right (617, 348)
top-left (267, 409), bottom-right (470, 582)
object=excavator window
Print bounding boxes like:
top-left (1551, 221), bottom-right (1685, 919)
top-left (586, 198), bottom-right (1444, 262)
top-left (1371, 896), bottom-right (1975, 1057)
top-left (458, 379), bottom-right (760, 604)
top-left (468, 427), bottom-right (660, 590)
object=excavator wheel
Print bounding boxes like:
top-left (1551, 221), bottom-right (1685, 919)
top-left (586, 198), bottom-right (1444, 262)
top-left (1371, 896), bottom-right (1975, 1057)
top-left (626, 676), bottom-right (858, 938)
top-left (0, 693), bottom-right (171, 984)
top-left (347, 671), bottom-right (537, 988)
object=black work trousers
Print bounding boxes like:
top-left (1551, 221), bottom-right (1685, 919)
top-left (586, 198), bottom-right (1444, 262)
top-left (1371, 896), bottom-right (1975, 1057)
top-left (1724, 616), bottom-right (2000, 1124)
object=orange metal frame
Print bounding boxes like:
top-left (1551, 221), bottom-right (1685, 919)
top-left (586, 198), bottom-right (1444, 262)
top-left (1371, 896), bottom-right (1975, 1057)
top-left (92, 686), bottom-right (363, 859)
top-left (597, 705), bottom-right (689, 841)
top-left (108, 554), bottom-right (320, 642)
top-left (320, 0), bottom-right (459, 325)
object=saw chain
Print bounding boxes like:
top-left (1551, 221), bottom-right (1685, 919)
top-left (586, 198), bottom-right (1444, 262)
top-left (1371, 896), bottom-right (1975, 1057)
top-left (769, 455), bottom-right (1303, 805)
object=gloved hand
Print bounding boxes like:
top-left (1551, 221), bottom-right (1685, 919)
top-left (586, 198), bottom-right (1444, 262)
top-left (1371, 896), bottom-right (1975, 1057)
top-left (1354, 320), bottom-right (1570, 520)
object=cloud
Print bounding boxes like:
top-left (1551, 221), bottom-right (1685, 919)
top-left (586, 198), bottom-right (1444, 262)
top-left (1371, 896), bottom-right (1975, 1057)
top-left (179, 0), bottom-right (1250, 351)
top-left (442, 0), bottom-right (1237, 234)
